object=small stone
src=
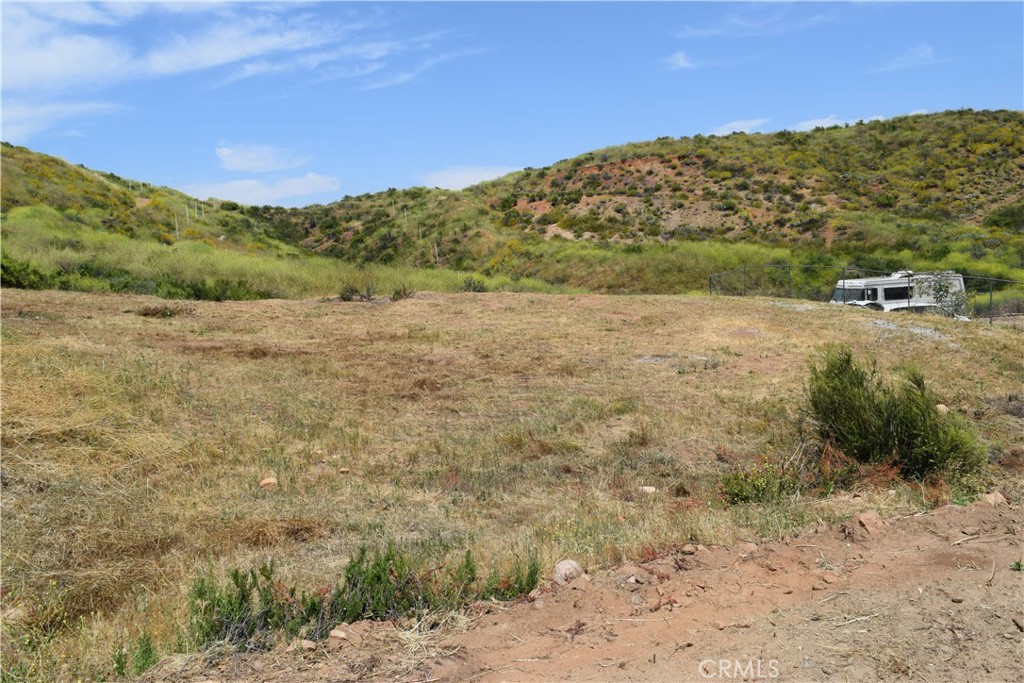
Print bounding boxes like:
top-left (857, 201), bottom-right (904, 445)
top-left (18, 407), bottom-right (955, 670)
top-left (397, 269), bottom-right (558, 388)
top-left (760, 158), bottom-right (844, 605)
top-left (640, 486), bottom-right (658, 495)
top-left (328, 627), bottom-right (348, 641)
top-left (339, 468), bottom-right (351, 475)
top-left (300, 639), bottom-right (317, 651)
top-left (739, 542), bottom-right (758, 554)
top-left (936, 404), bottom-right (949, 415)
top-left (713, 620), bottom-right (727, 630)
top-left (553, 559), bottom-right (584, 585)
top-left (681, 544), bottom-right (698, 555)
top-left (982, 491), bottom-right (1007, 507)
top-left (843, 510), bottom-right (887, 541)
top-left (259, 476), bottom-right (278, 490)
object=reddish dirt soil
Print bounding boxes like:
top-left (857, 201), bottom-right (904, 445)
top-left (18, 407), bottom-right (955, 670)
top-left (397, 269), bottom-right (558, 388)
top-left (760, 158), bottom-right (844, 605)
top-left (146, 498), bottom-right (1023, 683)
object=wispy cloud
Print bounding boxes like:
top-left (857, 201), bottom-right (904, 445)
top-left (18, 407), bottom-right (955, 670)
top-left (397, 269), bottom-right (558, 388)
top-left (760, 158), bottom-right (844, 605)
top-left (1, 100), bottom-right (121, 143)
top-left (678, 7), bottom-right (836, 39)
top-left (421, 166), bottom-right (518, 190)
top-left (1, 4), bottom-right (474, 140)
top-left (869, 44), bottom-right (940, 73)
top-left (361, 48), bottom-right (485, 91)
top-left (215, 143), bottom-right (309, 174)
top-left (184, 173), bottom-right (341, 206)
top-left (665, 51), bottom-right (696, 70)
top-left (709, 118), bottom-right (769, 136)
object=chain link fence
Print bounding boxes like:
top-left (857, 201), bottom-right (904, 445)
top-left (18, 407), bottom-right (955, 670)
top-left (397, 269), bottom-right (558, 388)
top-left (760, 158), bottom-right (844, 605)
top-left (708, 265), bottom-right (1024, 324)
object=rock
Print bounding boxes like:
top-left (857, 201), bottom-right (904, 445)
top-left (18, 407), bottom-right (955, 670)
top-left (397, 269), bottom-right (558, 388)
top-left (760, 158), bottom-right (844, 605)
top-left (259, 476), bottom-right (278, 490)
top-left (680, 544), bottom-right (698, 555)
top-left (936, 404), bottom-right (950, 415)
top-left (339, 467), bottom-right (351, 475)
top-left (843, 510), bottom-right (888, 541)
top-left (553, 559), bottom-right (583, 585)
top-left (982, 491), bottom-right (1007, 507)
top-left (739, 542), bottom-right (758, 554)
top-left (639, 486), bottom-right (658, 495)
top-left (713, 620), bottom-right (727, 630)
top-left (1, 607), bottom-right (27, 626)
top-left (285, 638), bottom-right (317, 652)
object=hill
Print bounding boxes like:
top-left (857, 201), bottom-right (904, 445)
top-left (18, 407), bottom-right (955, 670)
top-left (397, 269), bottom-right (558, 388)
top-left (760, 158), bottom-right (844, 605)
top-left (3, 110), bottom-right (1024, 297)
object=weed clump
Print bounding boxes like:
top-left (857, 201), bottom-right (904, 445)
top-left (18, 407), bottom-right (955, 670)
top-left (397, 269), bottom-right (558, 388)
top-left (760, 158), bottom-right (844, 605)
top-left (805, 344), bottom-right (983, 482)
top-left (461, 276), bottom-right (487, 293)
top-left (187, 547), bottom-right (539, 652)
top-left (721, 460), bottom-right (801, 504)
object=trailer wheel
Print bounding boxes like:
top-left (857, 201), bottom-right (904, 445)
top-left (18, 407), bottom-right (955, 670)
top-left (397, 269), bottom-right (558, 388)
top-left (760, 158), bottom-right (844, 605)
top-left (866, 303), bottom-right (883, 311)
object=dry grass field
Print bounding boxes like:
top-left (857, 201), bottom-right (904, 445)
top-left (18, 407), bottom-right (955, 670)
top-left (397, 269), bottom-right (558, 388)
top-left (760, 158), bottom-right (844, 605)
top-left (1, 288), bottom-right (1022, 680)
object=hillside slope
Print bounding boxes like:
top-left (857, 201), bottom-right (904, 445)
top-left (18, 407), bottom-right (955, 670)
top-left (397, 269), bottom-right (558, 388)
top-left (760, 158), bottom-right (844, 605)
top-left (3, 110), bottom-right (1024, 296)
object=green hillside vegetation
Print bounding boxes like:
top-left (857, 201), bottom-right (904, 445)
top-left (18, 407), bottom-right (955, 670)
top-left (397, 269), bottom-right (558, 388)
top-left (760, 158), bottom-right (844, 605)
top-left (0, 144), bottom-right (563, 298)
top-left (3, 110), bottom-right (1023, 300)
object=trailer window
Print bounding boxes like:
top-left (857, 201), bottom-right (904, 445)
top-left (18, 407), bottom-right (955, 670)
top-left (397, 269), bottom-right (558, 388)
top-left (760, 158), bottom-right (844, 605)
top-left (865, 288), bottom-right (878, 301)
top-left (883, 286), bottom-right (912, 301)
top-left (831, 288), bottom-right (866, 302)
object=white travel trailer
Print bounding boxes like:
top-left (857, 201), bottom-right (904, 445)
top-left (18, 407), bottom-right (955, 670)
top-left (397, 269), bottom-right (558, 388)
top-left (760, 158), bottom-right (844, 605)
top-left (829, 270), bottom-right (966, 314)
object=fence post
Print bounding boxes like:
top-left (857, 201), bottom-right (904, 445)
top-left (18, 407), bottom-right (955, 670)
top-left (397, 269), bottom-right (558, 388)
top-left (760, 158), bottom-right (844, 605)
top-left (708, 274), bottom-right (713, 296)
top-left (989, 280), bottom-right (994, 325)
top-left (787, 265), bottom-right (792, 298)
top-left (742, 266), bottom-right (747, 297)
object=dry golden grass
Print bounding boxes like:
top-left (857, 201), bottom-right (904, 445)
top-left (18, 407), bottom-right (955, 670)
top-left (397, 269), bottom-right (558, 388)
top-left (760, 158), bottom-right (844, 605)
top-left (1, 288), bottom-right (1021, 680)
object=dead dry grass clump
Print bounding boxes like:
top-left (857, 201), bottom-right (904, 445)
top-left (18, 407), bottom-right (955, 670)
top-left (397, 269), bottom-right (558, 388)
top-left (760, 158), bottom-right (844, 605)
top-left (1, 289), bottom-right (1021, 680)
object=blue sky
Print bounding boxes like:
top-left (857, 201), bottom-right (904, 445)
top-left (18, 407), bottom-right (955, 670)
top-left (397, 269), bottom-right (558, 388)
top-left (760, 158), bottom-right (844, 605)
top-left (3, 1), bottom-right (1022, 207)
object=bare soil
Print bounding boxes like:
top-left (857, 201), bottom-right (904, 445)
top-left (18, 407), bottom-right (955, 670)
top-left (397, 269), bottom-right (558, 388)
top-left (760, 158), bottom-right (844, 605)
top-left (145, 499), bottom-right (1023, 683)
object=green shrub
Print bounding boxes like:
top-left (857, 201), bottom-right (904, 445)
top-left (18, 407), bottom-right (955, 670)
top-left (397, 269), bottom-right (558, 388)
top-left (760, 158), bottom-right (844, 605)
top-left (1, 253), bottom-right (51, 289)
top-left (480, 554), bottom-right (541, 601)
top-left (721, 460), bottom-right (801, 504)
top-left (805, 345), bottom-right (982, 481)
top-left (461, 276), bottom-right (487, 293)
top-left (186, 546), bottom-right (538, 652)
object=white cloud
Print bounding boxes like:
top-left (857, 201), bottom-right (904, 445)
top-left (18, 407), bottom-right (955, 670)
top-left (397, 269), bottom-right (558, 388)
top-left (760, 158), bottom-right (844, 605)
top-left (0, 4), bottom-right (135, 92)
top-left (184, 172), bottom-right (341, 206)
top-left (792, 114), bottom-right (887, 131)
top-left (215, 143), bottom-right (309, 173)
top-left (793, 115), bottom-right (846, 131)
top-left (665, 51), bottom-right (695, 70)
top-left (710, 118), bottom-right (769, 136)
top-left (678, 7), bottom-right (836, 39)
top-left (1, 100), bottom-right (120, 143)
top-left (141, 16), bottom-right (332, 77)
top-left (421, 166), bottom-right (518, 190)
top-left (870, 44), bottom-right (938, 73)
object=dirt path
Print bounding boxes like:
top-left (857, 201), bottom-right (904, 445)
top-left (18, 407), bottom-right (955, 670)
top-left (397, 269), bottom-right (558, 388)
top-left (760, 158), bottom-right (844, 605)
top-left (146, 498), bottom-right (1022, 683)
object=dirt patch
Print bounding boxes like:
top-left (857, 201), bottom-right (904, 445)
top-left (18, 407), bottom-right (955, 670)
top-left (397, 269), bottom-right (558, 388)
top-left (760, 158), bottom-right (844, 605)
top-left (145, 499), bottom-right (1023, 682)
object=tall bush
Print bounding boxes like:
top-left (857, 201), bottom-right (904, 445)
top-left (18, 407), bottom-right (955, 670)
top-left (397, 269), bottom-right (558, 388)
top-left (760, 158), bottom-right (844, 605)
top-left (805, 345), bottom-right (982, 480)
